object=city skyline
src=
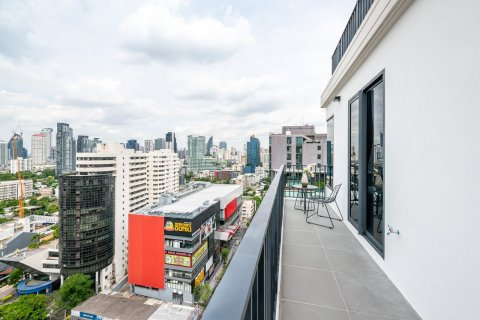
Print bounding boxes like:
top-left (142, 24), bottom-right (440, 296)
top-left (0, 0), bottom-right (355, 150)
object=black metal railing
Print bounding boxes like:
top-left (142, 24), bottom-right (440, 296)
top-left (331, 0), bottom-right (375, 73)
top-left (202, 165), bottom-right (285, 320)
top-left (284, 164), bottom-right (333, 198)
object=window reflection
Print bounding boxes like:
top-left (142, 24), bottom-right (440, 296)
top-left (349, 97), bottom-right (360, 226)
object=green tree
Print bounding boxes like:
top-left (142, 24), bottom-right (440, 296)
top-left (221, 247), bottom-right (230, 264)
top-left (55, 274), bottom-right (94, 310)
top-left (0, 294), bottom-right (48, 320)
top-left (8, 268), bottom-right (23, 285)
top-left (52, 224), bottom-right (59, 239)
top-left (199, 283), bottom-right (212, 305)
top-left (29, 196), bottom-right (39, 206)
top-left (46, 203), bottom-right (59, 214)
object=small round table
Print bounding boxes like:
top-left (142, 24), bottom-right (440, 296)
top-left (293, 184), bottom-right (318, 214)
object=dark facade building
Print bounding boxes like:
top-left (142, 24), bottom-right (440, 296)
top-left (59, 173), bottom-right (115, 284)
top-left (154, 138), bottom-right (166, 150)
top-left (206, 136), bottom-right (213, 156)
top-left (126, 139), bottom-right (139, 151)
top-left (244, 135), bottom-right (261, 174)
top-left (219, 141), bottom-right (227, 150)
top-left (8, 133), bottom-right (28, 159)
top-left (166, 132), bottom-right (177, 153)
top-left (56, 123), bottom-right (76, 175)
top-left (77, 135), bottom-right (92, 153)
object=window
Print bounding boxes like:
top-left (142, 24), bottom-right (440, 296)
top-left (347, 71), bottom-right (385, 256)
top-left (287, 154), bottom-right (291, 160)
top-left (326, 116), bottom-right (334, 188)
top-left (317, 145), bottom-right (321, 150)
top-left (317, 154), bottom-right (321, 160)
top-left (295, 137), bottom-right (303, 145)
top-left (286, 146), bottom-right (291, 152)
top-left (286, 137), bottom-right (291, 144)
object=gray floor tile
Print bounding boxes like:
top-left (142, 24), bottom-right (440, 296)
top-left (283, 213), bottom-right (318, 231)
top-left (281, 265), bottom-right (345, 309)
top-left (349, 311), bottom-right (403, 320)
top-left (283, 229), bottom-right (322, 247)
top-left (325, 248), bottom-right (385, 276)
top-left (280, 299), bottom-right (350, 320)
top-left (283, 243), bottom-right (330, 270)
top-left (335, 272), bottom-right (421, 320)
top-left (317, 232), bottom-right (364, 253)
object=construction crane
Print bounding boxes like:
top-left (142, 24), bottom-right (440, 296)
top-left (11, 133), bottom-right (25, 219)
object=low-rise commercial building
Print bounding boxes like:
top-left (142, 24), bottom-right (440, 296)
top-left (129, 183), bottom-right (242, 304)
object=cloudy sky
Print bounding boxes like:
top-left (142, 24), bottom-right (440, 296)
top-left (0, 0), bottom-right (354, 151)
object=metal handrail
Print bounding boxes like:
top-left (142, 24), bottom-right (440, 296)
top-left (202, 165), bottom-right (285, 320)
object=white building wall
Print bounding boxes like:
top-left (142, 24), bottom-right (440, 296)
top-left (322, 1), bottom-right (480, 319)
top-left (31, 134), bottom-right (47, 165)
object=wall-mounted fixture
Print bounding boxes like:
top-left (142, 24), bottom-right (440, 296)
top-left (387, 225), bottom-right (400, 235)
top-left (333, 96), bottom-right (341, 102)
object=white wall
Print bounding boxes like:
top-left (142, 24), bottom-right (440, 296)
top-left (324, 1), bottom-right (480, 319)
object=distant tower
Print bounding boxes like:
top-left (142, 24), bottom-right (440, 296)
top-left (219, 141), bottom-right (227, 150)
top-left (166, 132), bottom-right (177, 153)
top-left (56, 123), bottom-right (76, 175)
top-left (206, 136), bottom-right (213, 156)
top-left (244, 135), bottom-right (261, 174)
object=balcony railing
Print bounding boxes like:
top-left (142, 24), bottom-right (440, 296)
top-left (284, 164), bottom-right (333, 198)
top-left (331, 0), bottom-right (375, 73)
top-left (202, 165), bottom-right (285, 320)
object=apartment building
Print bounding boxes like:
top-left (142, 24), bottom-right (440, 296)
top-left (269, 125), bottom-right (327, 171)
top-left (76, 144), bottom-right (180, 286)
top-left (0, 180), bottom-right (33, 201)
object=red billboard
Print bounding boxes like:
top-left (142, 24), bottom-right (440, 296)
top-left (224, 198), bottom-right (238, 221)
top-left (128, 214), bottom-right (165, 289)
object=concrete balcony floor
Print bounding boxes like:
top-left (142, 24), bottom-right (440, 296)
top-left (279, 199), bottom-right (421, 320)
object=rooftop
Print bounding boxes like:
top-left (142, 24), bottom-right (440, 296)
top-left (73, 292), bottom-right (198, 320)
top-left (135, 184), bottom-right (240, 218)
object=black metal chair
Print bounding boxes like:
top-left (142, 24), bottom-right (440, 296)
top-left (306, 184), bottom-right (343, 229)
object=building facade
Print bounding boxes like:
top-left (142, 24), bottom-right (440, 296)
top-left (0, 180), bottom-right (33, 201)
top-left (244, 135), bottom-right (261, 174)
top-left (31, 133), bottom-right (47, 165)
top-left (144, 140), bottom-right (154, 152)
top-left (126, 139), bottom-right (139, 151)
top-left (154, 138), bottom-right (166, 150)
top-left (166, 132), bottom-right (177, 153)
top-left (77, 135), bottom-right (92, 153)
top-left (56, 123), bottom-right (76, 175)
top-left (8, 133), bottom-right (27, 160)
top-left (269, 125), bottom-right (327, 172)
top-left (76, 144), bottom-right (180, 287)
top-left (10, 157), bottom-right (32, 173)
top-left (40, 128), bottom-right (53, 163)
top-left (206, 136), bottom-right (213, 156)
top-left (0, 141), bottom-right (9, 167)
top-left (58, 173), bottom-right (114, 291)
top-left (320, 0), bottom-right (479, 319)
top-left (219, 141), bottom-right (227, 150)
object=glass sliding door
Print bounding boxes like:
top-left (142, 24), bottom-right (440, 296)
top-left (365, 79), bottom-right (384, 251)
top-left (349, 97), bottom-right (360, 228)
top-left (326, 117), bottom-right (334, 188)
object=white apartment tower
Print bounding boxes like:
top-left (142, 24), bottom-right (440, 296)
top-left (41, 128), bottom-right (53, 163)
top-left (76, 144), bottom-right (180, 288)
top-left (144, 140), bottom-right (154, 153)
top-left (31, 133), bottom-right (48, 165)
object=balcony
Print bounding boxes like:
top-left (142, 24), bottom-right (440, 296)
top-left (203, 165), bottom-right (420, 320)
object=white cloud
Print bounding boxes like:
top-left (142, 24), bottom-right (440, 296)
top-left (119, 0), bottom-right (253, 63)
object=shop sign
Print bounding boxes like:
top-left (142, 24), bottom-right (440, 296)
top-left (165, 254), bottom-right (191, 267)
top-left (194, 269), bottom-right (205, 288)
top-left (192, 241), bottom-right (208, 266)
top-left (165, 221), bottom-right (192, 233)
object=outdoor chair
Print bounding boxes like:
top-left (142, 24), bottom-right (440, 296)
top-left (306, 184), bottom-right (343, 229)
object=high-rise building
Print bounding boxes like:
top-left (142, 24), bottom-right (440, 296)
top-left (187, 135), bottom-right (218, 172)
top-left (154, 138), bottom-right (166, 150)
top-left (91, 138), bottom-right (102, 151)
top-left (206, 136), bottom-right (213, 156)
top-left (8, 133), bottom-right (27, 160)
top-left (77, 135), bottom-right (92, 153)
top-left (31, 133), bottom-right (48, 165)
top-left (10, 157), bottom-right (32, 173)
top-left (144, 140), bottom-right (154, 152)
top-left (219, 141), bottom-right (227, 150)
top-left (269, 125), bottom-right (326, 172)
top-left (244, 135), bottom-right (261, 174)
top-left (56, 123), bottom-right (76, 175)
top-left (59, 173), bottom-right (115, 291)
top-left (0, 141), bottom-right (8, 167)
top-left (126, 139), bottom-right (139, 151)
top-left (166, 132), bottom-right (177, 153)
top-left (76, 144), bottom-right (180, 288)
top-left (41, 128), bottom-right (53, 163)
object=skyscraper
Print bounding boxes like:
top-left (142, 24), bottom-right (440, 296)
top-left (144, 140), bottom-right (154, 152)
top-left (154, 138), bottom-right (166, 150)
top-left (219, 141), bottom-right (227, 150)
top-left (56, 123), bottom-right (76, 175)
top-left (31, 133), bottom-right (48, 165)
top-left (59, 173), bottom-right (114, 290)
top-left (0, 141), bottom-right (8, 167)
top-left (41, 128), bottom-right (53, 163)
top-left (206, 136), bottom-right (213, 156)
top-left (77, 135), bottom-right (92, 153)
top-left (126, 139), bottom-right (139, 151)
top-left (91, 138), bottom-right (102, 151)
top-left (166, 132), bottom-right (177, 153)
top-left (8, 133), bottom-right (27, 159)
top-left (244, 135), bottom-right (261, 174)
